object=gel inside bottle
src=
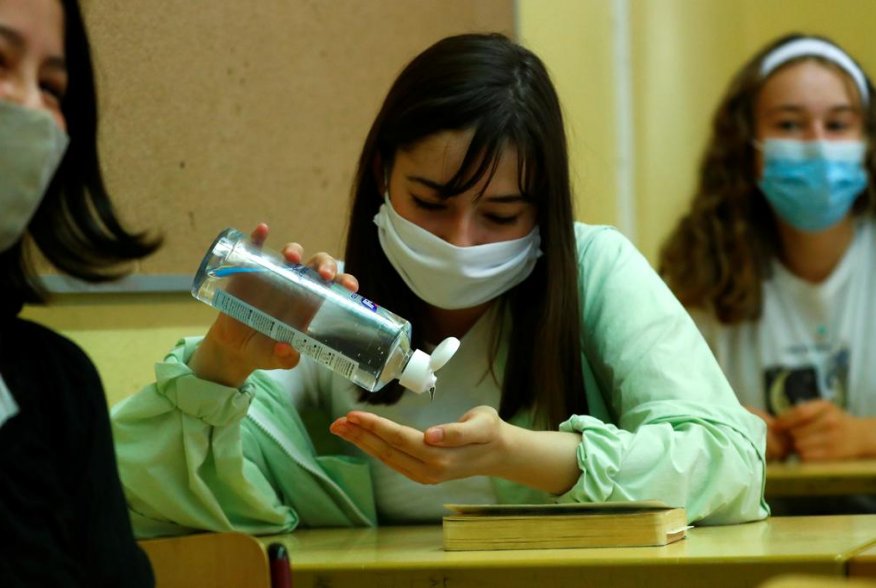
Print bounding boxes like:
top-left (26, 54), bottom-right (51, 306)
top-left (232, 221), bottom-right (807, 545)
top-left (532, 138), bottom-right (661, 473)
top-left (191, 228), bottom-right (459, 396)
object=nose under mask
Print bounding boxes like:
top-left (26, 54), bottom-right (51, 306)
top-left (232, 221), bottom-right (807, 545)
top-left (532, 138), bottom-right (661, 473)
top-left (0, 100), bottom-right (69, 252)
top-left (372, 194), bottom-right (542, 309)
top-left (757, 138), bottom-right (868, 232)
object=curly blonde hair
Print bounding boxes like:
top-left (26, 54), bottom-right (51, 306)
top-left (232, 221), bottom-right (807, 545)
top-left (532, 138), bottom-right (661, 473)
top-left (659, 33), bottom-right (876, 324)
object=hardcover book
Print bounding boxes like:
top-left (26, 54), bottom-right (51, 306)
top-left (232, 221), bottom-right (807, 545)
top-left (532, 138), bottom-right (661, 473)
top-left (442, 500), bottom-right (688, 551)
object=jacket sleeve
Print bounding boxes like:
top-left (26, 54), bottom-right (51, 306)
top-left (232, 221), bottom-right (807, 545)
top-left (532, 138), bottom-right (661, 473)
top-left (110, 338), bottom-right (298, 538)
top-left (111, 337), bottom-right (377, 539)
top-left (556, 226), bottom-right (770, 525)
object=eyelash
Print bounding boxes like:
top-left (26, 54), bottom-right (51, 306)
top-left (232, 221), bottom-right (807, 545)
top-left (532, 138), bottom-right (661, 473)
top-left (411, 196), bottom-right (444, 211)
top-left (485, 214), bottom-right (518, 225)
top-left (40, 81), bottom-right (64, 102)
top-left (411, 195), bottom-right (520, 225)
top-left (775, 120), bottom-right (854, 132)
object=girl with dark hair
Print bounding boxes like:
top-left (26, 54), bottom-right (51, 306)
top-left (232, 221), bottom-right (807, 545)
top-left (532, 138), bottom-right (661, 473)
top-left (0, 0), bottom-right (158, 584)
top-left (113, 33), bottom-right (766, 538)
top-left (660, 35), bottom-right (876, 477)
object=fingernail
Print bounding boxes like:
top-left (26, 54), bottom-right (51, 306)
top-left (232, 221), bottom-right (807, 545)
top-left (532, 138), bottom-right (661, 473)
top-left (425, 428), bottom-right (444, 443)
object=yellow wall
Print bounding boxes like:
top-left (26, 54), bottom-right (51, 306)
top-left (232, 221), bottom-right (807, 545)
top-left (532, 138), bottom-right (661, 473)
top-left (22, 294), bottom-right (214, 406)
top-left (517, 0), bottom-right (619, 227)
top-left (25, 0), bottom-right (876, 406)
top-left (520, 0), bottom-right (876, 261)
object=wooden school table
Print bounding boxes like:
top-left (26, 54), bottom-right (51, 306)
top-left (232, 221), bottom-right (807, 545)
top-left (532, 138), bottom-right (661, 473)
top-left (766, 460), bottom-right (876, 497)
top-left (851, 543), bottom-right (876, 579)
top-left (259, 515), bottom-right (876, 588)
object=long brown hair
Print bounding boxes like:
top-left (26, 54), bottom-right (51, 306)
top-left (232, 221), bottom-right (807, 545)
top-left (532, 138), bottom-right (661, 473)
top-left (659, 33), bottom-right (876, 324)
top-left (343, 33), bottom-right (586, 428)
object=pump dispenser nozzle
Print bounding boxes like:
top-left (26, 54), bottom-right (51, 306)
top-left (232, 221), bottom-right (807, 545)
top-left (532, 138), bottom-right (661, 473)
top-left (397, 337), bottom-right (461, 399)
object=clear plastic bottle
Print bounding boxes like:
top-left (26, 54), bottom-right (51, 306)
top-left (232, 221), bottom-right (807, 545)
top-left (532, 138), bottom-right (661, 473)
top-left (191, 228), bottom-right (459, 397)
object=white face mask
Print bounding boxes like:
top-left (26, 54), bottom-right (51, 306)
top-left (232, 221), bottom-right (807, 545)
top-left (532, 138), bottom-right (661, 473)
top-left (373, 195), bottom-right (542, 310)
top-left (0, 101), bottom-right (69, 252)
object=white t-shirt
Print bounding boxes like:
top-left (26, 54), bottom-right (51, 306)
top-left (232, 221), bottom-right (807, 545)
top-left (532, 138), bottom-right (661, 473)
top-left (691, 218), bottom-right (876, 417)
top-left (268, 302), bottom-right (504, 524)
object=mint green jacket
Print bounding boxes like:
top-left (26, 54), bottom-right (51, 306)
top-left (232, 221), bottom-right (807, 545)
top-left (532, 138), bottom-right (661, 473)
top-left (111, 224), bottom-right (769, 538)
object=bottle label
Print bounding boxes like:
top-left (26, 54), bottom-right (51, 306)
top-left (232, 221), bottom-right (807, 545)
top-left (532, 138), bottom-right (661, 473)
top-left (212, 289), bottom-right (358, 379)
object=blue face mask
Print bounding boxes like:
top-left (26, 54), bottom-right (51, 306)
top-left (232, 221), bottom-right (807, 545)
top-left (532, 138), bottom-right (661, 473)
top-left (757, 139), bottom-right (869, 232)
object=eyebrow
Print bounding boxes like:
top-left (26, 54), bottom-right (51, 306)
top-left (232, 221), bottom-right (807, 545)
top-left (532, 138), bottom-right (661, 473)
top-left (0, 25), bottom-right (25, 48)
top-left (405, 175), bottom-right (527, 202)
top-left (767, 104), bottom-right (859, 115)
top-left (0, 25), bottom-right (66, 72)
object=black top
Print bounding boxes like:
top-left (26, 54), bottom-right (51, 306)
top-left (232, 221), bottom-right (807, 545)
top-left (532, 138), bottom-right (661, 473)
top-left (0, 307), bottom-right (154, 587)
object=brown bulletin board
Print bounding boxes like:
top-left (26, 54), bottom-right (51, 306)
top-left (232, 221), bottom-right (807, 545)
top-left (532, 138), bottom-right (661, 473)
top-left (79, 1), bottom-right (515, 289)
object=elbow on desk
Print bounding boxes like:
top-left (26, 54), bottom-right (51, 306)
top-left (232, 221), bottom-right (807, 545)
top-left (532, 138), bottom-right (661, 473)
top-left (694, 434), bottom-right (769, 526)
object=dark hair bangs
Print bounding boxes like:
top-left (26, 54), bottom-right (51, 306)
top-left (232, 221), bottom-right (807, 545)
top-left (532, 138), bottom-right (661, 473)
top-left (392, 107), bottom-right (540, 208)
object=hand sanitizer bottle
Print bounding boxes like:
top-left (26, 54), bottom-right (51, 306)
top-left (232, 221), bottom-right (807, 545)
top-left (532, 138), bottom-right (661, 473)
top-left (191, 228), bottom-right (459, 397)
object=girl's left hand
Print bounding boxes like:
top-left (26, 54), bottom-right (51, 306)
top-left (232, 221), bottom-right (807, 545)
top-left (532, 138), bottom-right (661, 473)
top-left (329, 406), bottom-right (507, 485)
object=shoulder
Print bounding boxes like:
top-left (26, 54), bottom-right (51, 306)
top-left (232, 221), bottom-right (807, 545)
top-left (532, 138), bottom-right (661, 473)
top-left (0, 318), bottom-right (105, 422)
top-left (572, 222), bottom-right (652, 284)
top-left (2, 317), bottom-right (98, 378)
top-left (12, 317), bottom-right (90, 356)
top-left (573, 222), bottom-right (631, 256)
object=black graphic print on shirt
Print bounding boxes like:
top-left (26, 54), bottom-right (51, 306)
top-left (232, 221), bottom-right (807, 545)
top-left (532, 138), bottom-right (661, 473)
top-left (764, 347), bottom-right (849, 415)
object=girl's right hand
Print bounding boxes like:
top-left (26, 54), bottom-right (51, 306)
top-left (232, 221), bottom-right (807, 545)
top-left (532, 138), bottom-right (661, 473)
top-left (187, 223), bottom-right (359, 388)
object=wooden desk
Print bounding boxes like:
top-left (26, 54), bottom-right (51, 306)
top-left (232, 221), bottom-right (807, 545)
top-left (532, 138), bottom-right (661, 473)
top-left (139, 532), bottom-right (270, 588)
top-left (260, 516), bottom-right (876, 588)
top-left (767, 460), bottom-right (876, 497)
top-left (851, 544), bottom-right (876, 579)
top-left (763, 575), bottom-right (876, 587)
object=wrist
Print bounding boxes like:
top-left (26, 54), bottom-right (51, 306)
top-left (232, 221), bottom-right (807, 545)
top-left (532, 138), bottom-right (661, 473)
top-left (188, 327), bottom-right (255, 388)
top-left (490, 425), bottom-right (581, 495)
top-left (490, 420), bottom-right (521, 479)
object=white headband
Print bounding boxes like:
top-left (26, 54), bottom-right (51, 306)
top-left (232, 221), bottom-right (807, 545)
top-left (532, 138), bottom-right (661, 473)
top-left (760, 38), bottom-right (869, 105)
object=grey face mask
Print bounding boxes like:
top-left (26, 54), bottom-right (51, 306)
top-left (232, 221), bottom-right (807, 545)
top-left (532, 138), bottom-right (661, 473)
top-left (0, 100), bottom-right (69, 252)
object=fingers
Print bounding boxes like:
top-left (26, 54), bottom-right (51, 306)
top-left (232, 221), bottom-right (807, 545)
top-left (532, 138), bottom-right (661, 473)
top-left (345, 411), bottom-right (418, 450)
top-left (425, 406), bottom-right (500, 447)
top-left (249, 223), bottom-right (270, 247)
top-left (307, 252), bottom-right (358, 291)
top-left (277, 246), bottom-right (358, 291)
top-left (329, 409), bottom-right (505, 484)
top-left (336, 273), bottom-right (359, 293)
top-left (271, 342), bottom-right (300, 370)
top-left (793, 433), bottom-right (833, 461)
top-left (330, 414), bottom-right (434, 483)
top-left (280, 242), bottom-right (305, 265)
top-left (425, 418), bottom-right (489, 447)
top-left (252, 230), bottom-right (342, 282)
top-left (775, 399), bottom-right (831, 431)
top-left (786, 413), bottom-right (832, 443)
top-left (779, 402), bottom-right (842, 450)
